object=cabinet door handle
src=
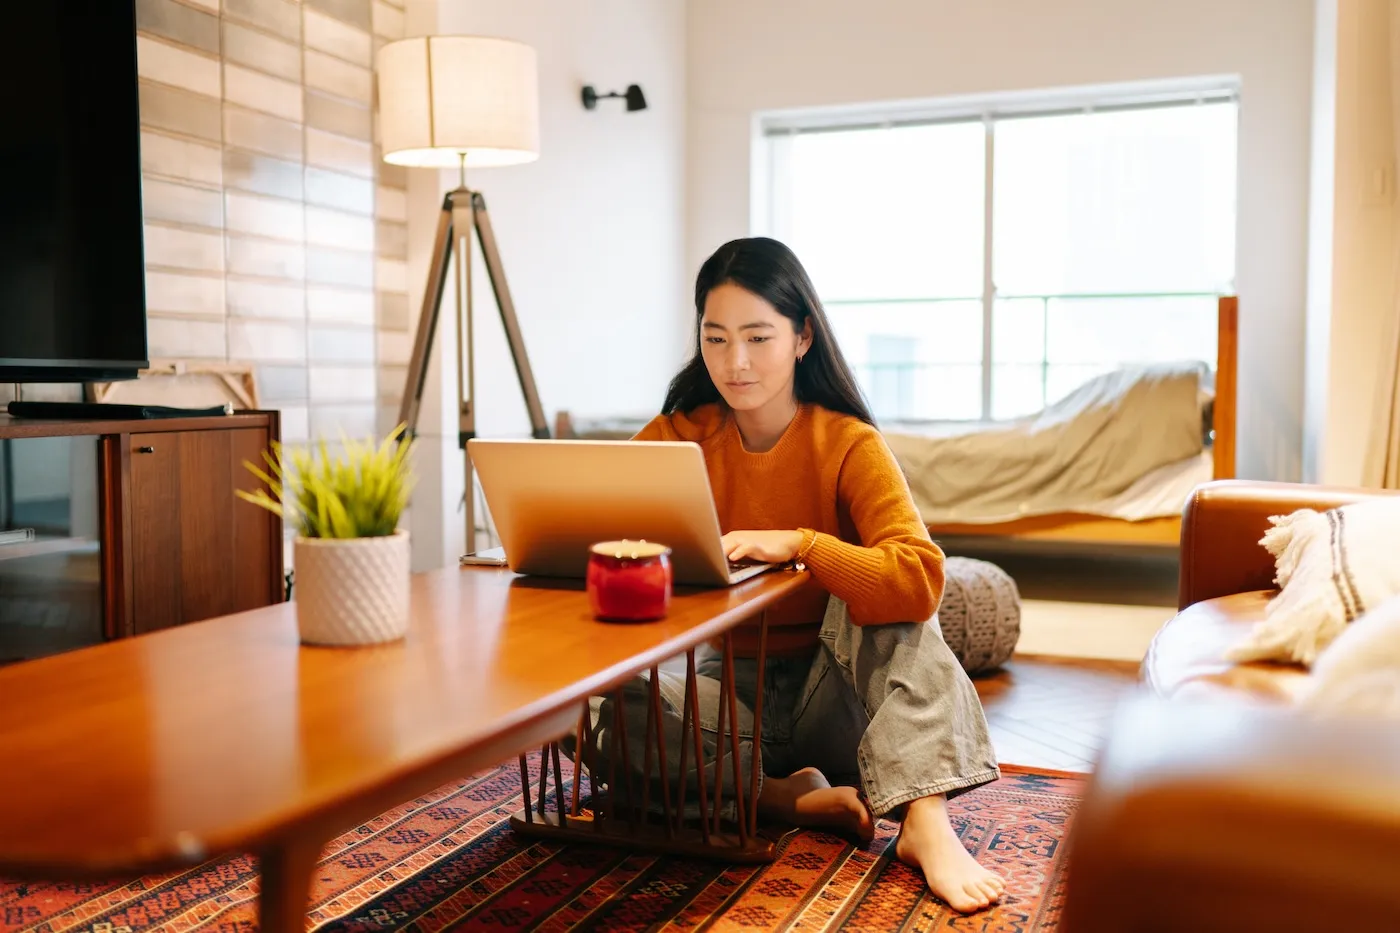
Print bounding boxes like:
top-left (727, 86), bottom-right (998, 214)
top-left (136, 445), bottom-right (155, 454)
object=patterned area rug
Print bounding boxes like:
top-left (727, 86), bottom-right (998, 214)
top-left (1, 758), bottom-right (1079, 932)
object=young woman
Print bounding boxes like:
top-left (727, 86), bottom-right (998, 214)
top-left (585, 236), bottom-right (1003, 913)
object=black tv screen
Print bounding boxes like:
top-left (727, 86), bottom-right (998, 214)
top-left (0, 0), bottom-right (147, 382)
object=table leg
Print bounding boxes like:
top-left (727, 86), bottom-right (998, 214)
top-left (509, 611), bottom-right (783, 863)
top-left (748, 611), bottom-right (768, 834)
top-left (259, 835), bottom-right (323, 933)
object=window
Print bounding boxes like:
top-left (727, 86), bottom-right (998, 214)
top-left (759, 88), bottom-right (1238, 422)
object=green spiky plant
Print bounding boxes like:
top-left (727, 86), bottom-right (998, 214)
top-left (237, 424), bottom-right (416, 539)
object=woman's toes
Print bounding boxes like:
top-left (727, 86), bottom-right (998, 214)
top-left (945, 885), bottom-right (984, 913)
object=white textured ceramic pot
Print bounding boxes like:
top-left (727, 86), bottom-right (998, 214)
top-left (293, 530), bottom-right (410, 646)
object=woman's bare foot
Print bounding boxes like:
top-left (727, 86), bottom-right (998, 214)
top-left (894, 794), bottom-right (1004, 913)
top-left (758, 767), bottom-right (874, 844)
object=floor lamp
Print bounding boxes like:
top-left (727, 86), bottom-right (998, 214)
top-left (375, 36), bottom-right (550, 551)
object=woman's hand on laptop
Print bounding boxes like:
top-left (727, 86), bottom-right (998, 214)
top-left (721, 530), bottom-right (804, 564)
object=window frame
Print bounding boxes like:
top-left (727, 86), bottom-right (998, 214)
top-left (754, 78), bottom-right (1240, 422)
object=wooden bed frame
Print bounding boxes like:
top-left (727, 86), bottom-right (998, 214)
top-left (555, 295), bottom-right (1238, 548)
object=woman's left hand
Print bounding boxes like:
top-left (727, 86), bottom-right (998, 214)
top-left (721, 529), bottom-right (805, 564)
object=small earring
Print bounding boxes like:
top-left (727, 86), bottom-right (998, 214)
top-left (797, 354), bottom-right (804, 364)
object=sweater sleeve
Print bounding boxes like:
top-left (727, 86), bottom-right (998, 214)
top-left (797, 430), bottom-right (944, 625)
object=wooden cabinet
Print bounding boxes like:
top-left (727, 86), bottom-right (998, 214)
top-left (1, 412), bottom-right (284, 651)
top-left (116, 424), bottom-right (282, 635)
top-left (126, 431), bottom-right (181, 635)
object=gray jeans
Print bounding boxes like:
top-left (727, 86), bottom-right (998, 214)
top-left (568, 596), bottom-right (1000, 821)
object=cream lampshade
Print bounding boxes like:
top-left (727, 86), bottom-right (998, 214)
top-left (375, 35), bottom-right (540, 169)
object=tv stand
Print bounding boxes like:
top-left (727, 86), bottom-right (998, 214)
top-left (0, 411), bottom-right (285, 659)
top-left (6, 400), bottom-right (231, 421)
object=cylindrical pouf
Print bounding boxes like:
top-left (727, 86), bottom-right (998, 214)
top-left (939, 556), bottom-right (1021, 674)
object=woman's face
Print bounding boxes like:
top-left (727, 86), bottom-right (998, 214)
top-left (700, 283), bottom-right (811, 415)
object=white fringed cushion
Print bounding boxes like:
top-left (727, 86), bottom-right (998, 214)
top-left (939, 557), bottom-right (1021, 673)
top-left (1300, 594), bottom-right (1400, 717)
top-left (1227, 498), bottom-right (1400, 667)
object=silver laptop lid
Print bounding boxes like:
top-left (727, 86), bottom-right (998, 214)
top-left (466, 438), bottom-right (735, 586)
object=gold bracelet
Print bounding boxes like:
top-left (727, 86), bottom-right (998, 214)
top-left (791, 528), bottom-right (818, 570)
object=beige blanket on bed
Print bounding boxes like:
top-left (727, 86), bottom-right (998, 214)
top-left (883, 363), bottom-right (1206, 525)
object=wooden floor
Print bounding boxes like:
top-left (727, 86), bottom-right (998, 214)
top-left (972, 654), bottom-right (1143, 773)
top-left (944, 544), bottom-right (1168, 771)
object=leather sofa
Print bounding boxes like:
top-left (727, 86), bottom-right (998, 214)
top-left (1063, 480), bottom-right (1400, 932)
top-left (1143, 479), bottom-right (1397, 703)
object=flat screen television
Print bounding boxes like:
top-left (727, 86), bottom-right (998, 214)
top-left (0, 0), bottom-right (147, 383)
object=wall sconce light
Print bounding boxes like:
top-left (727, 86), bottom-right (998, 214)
top-left (581, 84), bottom-right (647, 112)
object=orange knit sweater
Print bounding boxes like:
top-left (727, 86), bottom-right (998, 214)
top-left (632, 403), bottom-right (945, 657)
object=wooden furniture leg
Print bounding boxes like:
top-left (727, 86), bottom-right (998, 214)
top-left (259, 834), bottom-right (324, 933)
top-left (509, 612), bottom-right (780, 862)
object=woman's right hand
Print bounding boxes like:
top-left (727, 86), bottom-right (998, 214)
top-left (721, 529), bottom-right (805, 564)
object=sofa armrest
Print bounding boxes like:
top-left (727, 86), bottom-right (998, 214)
top-left (1062, 694), bottom-right (1400, 933)
top-left (1178, 480), bottom-right (1390, 610)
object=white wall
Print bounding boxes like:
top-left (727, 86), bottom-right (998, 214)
top-left (1305, 0), bottom-right (1338, 485)
top-left (687, 0), bottom-right (1315, 482)
top-left (1305, 0), bottom-right (1399, 486)
top-left (402, 0), bottom-right (687, 569)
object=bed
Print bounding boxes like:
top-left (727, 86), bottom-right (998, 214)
top-left (555, 296), bottom-right (1237, 549)
top-left (910, 295), bottom-right (1236, 547)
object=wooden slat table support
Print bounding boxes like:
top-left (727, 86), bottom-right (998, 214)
top-left (0, 566), bottom-right (809, 930)
top-left (510, 626), bottom-right (777, 862)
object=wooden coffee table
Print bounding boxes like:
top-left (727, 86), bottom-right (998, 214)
top-left (0, 565), bottom-right (806, 932)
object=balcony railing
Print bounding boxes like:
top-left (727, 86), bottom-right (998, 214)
top-left (823, 291), bottom-right (1224, 422)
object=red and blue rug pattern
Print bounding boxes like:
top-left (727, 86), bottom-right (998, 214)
top-left (0, 758), bottom-right (1079, 932)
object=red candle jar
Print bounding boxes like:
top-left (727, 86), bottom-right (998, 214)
top-left (586, 540), bottom-right (672, 622)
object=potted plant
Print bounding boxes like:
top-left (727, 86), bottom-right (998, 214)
top-left (238, 425), bottom-right (416, 646)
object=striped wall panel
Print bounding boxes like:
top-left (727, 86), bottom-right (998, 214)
top-left (129, 0), bottom-right (409, 446)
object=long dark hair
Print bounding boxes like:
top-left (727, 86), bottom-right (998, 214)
top-left (662, 237), bottom-right (875, 426)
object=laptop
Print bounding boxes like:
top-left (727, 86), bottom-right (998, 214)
top-left (464, 438), bottom-right (775, 587)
